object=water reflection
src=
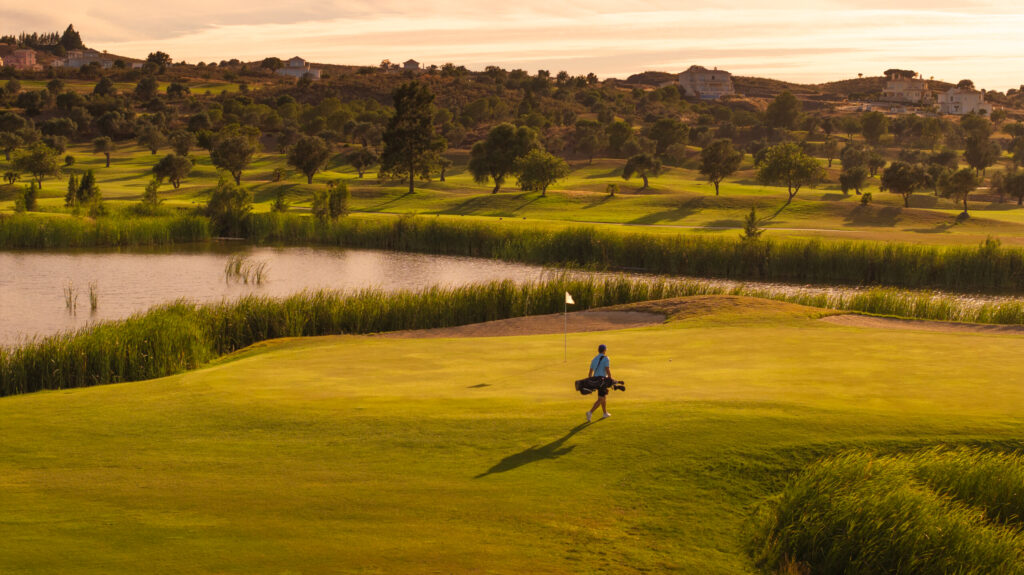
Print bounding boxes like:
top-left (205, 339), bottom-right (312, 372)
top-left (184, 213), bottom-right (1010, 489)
top-left (0, 246), bottom-right (548, 346)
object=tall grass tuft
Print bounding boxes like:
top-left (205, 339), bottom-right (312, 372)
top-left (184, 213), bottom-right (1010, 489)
top-left (751, 449), bottom-right (1024, 575)
top-left (63, 280), bottom-right (78, 315)
top-left (224, 255), bottom-right (269, 285)
top-left (88, 281), bottom-right (98, 312)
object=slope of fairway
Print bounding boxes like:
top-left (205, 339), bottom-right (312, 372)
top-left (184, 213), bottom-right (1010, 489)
top-left (3, 296), bottom-right (1024, 574)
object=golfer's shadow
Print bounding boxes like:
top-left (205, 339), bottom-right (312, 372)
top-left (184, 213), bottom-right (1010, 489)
top-left (475, 423), bottom-right (589, 478)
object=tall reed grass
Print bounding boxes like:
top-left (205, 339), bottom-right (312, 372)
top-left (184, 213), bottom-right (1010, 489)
top-left (224, 255), bottom-right (269, 285)
top-left (0, 275), bottom-right (719, 397)
top-left (249, 214), bottom-right (1024, 295)
top-left (0, 213), bottom-right (211, 248)
top-left (8, 212), bottom-right (1024, 295)
top-left (751, 448), bottom-right (1024, 575)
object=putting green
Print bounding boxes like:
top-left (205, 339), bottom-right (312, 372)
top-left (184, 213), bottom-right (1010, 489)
top-left (2, 297), bottom-right (1023, 573)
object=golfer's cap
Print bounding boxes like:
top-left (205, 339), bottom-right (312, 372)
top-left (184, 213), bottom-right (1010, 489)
top-left (598, 344), bottom-right (607, 352)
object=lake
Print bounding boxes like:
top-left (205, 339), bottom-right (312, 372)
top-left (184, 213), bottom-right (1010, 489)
top-left (0, 246), bottom-right (549, 346)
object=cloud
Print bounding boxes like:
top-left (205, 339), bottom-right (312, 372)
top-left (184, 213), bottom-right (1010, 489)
top-left (6, 2), bottom-right (1024, 90)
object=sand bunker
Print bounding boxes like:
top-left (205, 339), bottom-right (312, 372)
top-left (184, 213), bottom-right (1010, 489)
top-left (378, 310), bottom-right (664, 339)
top-left (823, 314), bottom-right (1024, 335)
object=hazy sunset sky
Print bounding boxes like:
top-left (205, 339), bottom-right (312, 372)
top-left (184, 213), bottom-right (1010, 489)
top-left (7, 1), bottom-right (1024, 90)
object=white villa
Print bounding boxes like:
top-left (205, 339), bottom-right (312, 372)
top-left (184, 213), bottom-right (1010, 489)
top-left (6, 49), bottom-right (41, 71)
top-left (275, 57), bottom-right (322, 80)
top-left (882, 72), bottom-right (929, 104)
top-left (677, 65), bottom-right (734, 100)
top-left (938, 86), bottom-right (992, 115)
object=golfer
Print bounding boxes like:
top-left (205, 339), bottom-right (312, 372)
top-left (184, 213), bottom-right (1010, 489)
top-left (586, 344), bottom-right (612, 422)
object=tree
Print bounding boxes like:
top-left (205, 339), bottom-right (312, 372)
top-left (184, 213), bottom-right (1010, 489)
top-left (136, 124), bottom-right (166, 155)
top-left (93, 76), bottom-right (116, 96)
top-left (756, 142), bottom-right (824, 204)
top-left (514, 149), bottom-right (570, 197)
top-left (1003, 170), bottom-right (1024, 206)
top-left (960, 114), bottom-right (992, 140)
top-left (963, 135), bottom-right (1000, 175)
top-left (622, 153), bottom-right (664, 190)
top-left (838, 166), bottom-right (869, 195)
top-left (380, 82), bottom-right (445, 194)
top-left (153, 154), bottom-right (193, 189)
top-left (65, 170), bottom-right (99, 207)
top-left (880, 162), bottom-right (928, 207)
top-left (210, 124), bottom-right (261, 184)
top-left (260, 57), bottom-right (283, 71)
top-left (205, 178), bottom-right (252, 236)
top-left (134, 76), bottom-right (159, 101)
top-left (645, 117), bottom-right (689, 154)
top-left (0, 131), bottom-right (22, 161)
top-left (168, 130), bottom-right (195, 156)
top-left (166, 82), bottom-right (190, 98)
top-left (765, 91), bottom-right (802, 131)
top-left (327, 180), bottom-right (350, 218)
top-left (146, 51), bottom-right (172, 73)
top-left (286, 135), bottom-right (331, 184)
top-left (606, 120), bottom-right (633, 157)
top-left (699, 139), bottom-right (743, 195)
top-left (12, 143), bottom-right (60, 189)
top-left (573, 119), bottom-right (605, 163)
top-left (840, 116), bottom-right (861, 141)
top-left (867, 151), bottom-right (887, 177)
top-left (60, 24), bottom-right (84, 51)
top-left (89, 136), bottom-right (113, 168)
top-left (467, 123), bottom-right (538, 193)
top-left (940, 168), bottom-right (979, 216)
top-left (21, 181), bottom-right (38, 211)
top-left (348, 147), bottom-right (379, 178)
top-left (822, 138), bottom-right (839, 168)
top-left (861, 111), bottom-right (889, 145)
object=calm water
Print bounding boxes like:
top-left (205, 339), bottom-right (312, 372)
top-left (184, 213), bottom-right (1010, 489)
top-left (0, 246), bottom-right (549, 347)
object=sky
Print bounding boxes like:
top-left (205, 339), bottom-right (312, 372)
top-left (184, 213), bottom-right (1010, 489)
top-left (6, 0), bottom-right (1024, 91)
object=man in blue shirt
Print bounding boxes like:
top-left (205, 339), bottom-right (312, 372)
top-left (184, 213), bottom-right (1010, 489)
top-left (586, 344), bottom-right (613, 422)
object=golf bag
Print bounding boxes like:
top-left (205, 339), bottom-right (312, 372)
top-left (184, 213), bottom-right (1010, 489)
top-left (574, 376), bottom-right (626, 395)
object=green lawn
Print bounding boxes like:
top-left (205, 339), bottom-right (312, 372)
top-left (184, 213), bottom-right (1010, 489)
top-left (4, 143), bottom-right (1024, 246)
top-left (2, 296), bottom-right (1023, 573)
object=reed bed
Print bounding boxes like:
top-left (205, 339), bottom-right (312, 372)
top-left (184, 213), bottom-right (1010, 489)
top-left (0, 213), bottom-right (211, 248)
top-left (249, 214), bottom-right (1024, 295)
top-left (751, 448), bottom-right (1024, 574)
top-left (8, 212), bottom-right (1024, 295)
top-left (0, 276), bottom-right (718, 397)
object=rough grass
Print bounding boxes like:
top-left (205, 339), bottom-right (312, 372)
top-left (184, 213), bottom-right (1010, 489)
top-left (751, 448), bottom-right (1024, 574)
top-left (3, 297), bottom-right (1024, 573)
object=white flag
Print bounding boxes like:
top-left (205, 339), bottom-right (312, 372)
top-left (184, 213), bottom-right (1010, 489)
top-left (565, 292), bottom-right (575, 305)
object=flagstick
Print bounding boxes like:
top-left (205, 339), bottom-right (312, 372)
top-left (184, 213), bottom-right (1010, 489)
top-left (563, 300), bottom-right (567, 362)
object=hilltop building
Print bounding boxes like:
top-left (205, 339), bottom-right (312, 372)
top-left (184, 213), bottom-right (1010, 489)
top-left (58, 49), bottom-right (113, 70)
top-left (882, 71), bottom-right (929, 104)
top-left (937, 86), bottom-right (992, 115)
top-left (6, 49), bottom-right (41, 71)
top-left (403, 59), bottom-right (420, 71)
top-left (677, 65), bottom-right (734, 100)
top-left (275, 56), bottom-right (321, 80)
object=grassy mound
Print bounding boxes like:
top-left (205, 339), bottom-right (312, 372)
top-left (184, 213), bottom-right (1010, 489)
top-left (751, 448), bottom-right (1024, 574)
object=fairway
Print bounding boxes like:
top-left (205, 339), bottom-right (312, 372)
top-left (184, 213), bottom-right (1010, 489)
top-left (2, 296), bottom-right (1024, 573)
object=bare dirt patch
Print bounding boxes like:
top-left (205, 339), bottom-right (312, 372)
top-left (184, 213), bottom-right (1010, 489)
top-left (823, 314), bottom-right (1024, 335)
top-left (377, 310), bottom-right (665, 339)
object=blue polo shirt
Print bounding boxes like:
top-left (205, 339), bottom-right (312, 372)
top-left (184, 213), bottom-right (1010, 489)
top-left (590, 354), bottom-right (610, 377)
